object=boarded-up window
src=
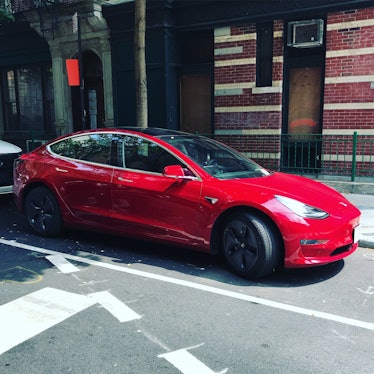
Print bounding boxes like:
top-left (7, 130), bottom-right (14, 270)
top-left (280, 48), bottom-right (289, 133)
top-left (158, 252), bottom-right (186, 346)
top-left (288, 66), bottom-right (322, 136)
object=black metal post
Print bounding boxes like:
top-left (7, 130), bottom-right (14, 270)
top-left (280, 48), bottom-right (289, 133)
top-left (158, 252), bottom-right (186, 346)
top-left (78, 15), bottom-right (86, 130)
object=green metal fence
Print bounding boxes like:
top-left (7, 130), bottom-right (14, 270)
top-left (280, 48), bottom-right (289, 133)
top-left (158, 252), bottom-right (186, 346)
top-left (207, 132), bottom-right (374, 182)
top-left (1, 130), bottom-right (57, 153)
top-left (2, 130), bottom-right (374, 181)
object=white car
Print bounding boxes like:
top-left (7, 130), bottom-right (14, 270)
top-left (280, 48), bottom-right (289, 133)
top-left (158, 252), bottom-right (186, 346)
top-left (0, 140), bottom-right (22, 194)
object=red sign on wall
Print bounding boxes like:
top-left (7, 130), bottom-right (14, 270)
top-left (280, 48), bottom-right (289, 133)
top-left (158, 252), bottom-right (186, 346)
top-left (66, 59), bottom-right (80, 86)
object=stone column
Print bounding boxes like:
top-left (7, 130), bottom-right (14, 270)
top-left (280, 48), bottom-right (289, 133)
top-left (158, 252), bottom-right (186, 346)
top-left (101, 38), bottom-right (114, 127)
top-left (50, 43), bottom-right (72, 135)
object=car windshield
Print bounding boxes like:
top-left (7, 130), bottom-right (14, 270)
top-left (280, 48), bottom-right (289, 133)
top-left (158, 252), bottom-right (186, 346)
top-left (160, 135), bottom-right (270, 179)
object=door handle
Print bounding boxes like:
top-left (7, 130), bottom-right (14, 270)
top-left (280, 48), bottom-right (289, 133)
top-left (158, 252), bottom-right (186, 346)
top-left (55, 167), bottom-right (68, 173)
top-left (118, 177), bottom-right (133, 183)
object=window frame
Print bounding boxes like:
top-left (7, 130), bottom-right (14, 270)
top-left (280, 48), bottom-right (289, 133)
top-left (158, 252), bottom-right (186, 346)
top-left (256, 22), bottom-right (273, 88)
top-left (1, 63), bottom-right (55, 135)
top-left (118, 134), bottom-right (186, 174)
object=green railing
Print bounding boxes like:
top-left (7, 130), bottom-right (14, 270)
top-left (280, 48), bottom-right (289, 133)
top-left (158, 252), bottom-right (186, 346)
top-left (2, 130), bottom-right (374, 182)
top-left (206, 132), bottom-right (374, 182)
top-left (0, 130), bottom-right (56, 152)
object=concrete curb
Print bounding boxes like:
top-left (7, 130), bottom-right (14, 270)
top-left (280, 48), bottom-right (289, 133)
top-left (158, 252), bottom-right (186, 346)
top-left (359, 239), bottom-right (374, 249)
top-left (343, 193), bottom-right (374, 250)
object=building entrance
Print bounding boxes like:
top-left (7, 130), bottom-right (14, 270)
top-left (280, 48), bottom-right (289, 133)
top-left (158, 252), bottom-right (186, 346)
top-left (180, 73), bottom-right (212, 135)
top-left (282, 23), bottom-right (325, 173)
top-left (72, 51), bottom-right (104, 131)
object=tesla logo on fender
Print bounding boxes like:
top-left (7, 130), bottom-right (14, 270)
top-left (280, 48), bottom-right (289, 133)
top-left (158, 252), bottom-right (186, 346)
top-left (204, 196), bottom-right (218, 205)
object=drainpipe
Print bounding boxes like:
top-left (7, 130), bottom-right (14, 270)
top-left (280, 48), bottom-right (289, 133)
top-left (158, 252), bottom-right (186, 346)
top-left (351, 131), bottom-right (357, 182)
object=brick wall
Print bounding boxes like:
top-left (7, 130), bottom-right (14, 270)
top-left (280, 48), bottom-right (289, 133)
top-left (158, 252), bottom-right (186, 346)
top-left (214, 22), bottom-right (283, 138)
top-left (214, 8), bottom-right (374, 136)
top-left (213, 21), bottom-right (284, 162)
top-left (323, 7), bottom-right (374, 134)
top-left (213, 7), bottom-right (374, 172)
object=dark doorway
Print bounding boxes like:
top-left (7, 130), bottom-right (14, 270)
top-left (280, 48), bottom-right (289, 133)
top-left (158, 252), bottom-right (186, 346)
top-left (180, 73), bottom-right (212, 134)
top-left (179, 30), bottom-right (213, 135)
top-left (72, 51), bottom-right (105, 131)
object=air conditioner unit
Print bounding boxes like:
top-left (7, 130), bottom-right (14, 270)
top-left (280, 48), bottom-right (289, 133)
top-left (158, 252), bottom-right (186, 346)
top-left (287, 19), bottom-right (324, 48)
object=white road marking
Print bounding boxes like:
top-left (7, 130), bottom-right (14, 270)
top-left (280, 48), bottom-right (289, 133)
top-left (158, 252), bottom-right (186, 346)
top-left (137, 329), bottom-right (170, 351)
top-left (357, 286), bottom-right (374, 295)
top-left (159, 345), bottom-right (228, 374)
top-left (88, 291), bottom-right (141, 322)
top-left (46, 254), bottom-right (80, 273)
top-left (0, 287), bottom-right (95, 355)
top-left (0, 286), bottom-right (141, 355)
top-left (1, 238), bottom-right (374, 331)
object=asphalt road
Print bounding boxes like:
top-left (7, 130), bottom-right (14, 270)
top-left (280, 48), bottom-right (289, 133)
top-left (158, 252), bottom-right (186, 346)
top-left (1, 194), bottom-right (373, 373)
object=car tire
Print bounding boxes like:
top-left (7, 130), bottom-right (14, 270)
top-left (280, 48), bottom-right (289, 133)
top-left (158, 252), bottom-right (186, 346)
top-left (222, 211), bottom-right (280, 279)
top-left (24, 186), bottom-right (62, 237)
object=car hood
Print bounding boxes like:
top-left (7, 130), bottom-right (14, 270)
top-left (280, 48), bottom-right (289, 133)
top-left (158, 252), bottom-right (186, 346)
top-left (226, 171), bottom-right (358, 213)
top-left (0, 140), bottom-right (22, 154)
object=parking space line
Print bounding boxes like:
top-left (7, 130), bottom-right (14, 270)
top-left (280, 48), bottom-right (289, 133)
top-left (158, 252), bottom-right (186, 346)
top-left (46, 254), bottom-right (80, 273)
top-left (0, 286), bottom-right (141, 355)
top-left (1, 238), bottom-right (374, 332)
top-left (159, 345), bottom-right (228, 374)
top-left (0, 287), bottom-right (96, 355)
top-left (88, 291), bottom-right (141, 322)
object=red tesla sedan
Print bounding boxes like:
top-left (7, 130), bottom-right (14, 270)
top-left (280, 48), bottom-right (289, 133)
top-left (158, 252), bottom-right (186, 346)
top-left (13, 128), bottom-right (361, 279)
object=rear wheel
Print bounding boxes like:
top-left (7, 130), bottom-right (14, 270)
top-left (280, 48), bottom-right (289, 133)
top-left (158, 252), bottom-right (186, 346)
top-left (222, 211), bottom-right (280, 279)
top-left (24, 186), bottom-right (62, 237)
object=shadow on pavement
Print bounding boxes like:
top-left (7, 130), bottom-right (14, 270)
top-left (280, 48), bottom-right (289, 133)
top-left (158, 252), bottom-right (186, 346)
top-left (1, 194), bottom-right (345, 288)
top-left (59, 228), bottom-right (346, 288)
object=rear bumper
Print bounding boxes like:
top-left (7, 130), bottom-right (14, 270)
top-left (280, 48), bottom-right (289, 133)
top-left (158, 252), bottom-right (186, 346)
top-left (0, 185), bottom-right (13, 195)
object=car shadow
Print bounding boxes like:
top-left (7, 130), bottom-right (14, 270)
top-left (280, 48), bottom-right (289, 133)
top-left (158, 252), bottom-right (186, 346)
top-left (60, 229), bottom-right (345, 288)
top-left (1, 194), bottom-right (345, 287)
top-left (0, 195), bottom-right (98, 282)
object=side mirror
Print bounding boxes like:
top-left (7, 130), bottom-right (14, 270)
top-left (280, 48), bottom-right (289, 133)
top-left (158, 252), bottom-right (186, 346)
top-left (163, 165), bottom-right (185, 177)
top-left (162, 165), bottom-right (197, 180)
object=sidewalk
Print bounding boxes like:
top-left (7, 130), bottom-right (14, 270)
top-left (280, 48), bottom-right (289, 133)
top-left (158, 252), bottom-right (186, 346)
top-left (344, 193), bottom-right (374, 249)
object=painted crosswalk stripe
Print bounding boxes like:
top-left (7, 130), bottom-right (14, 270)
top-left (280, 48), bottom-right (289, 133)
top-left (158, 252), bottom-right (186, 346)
top-left (0, 287), bottom-right (95, 355)
top-left (159, 346), bottom-right (228, 374)
top-left (0, 287), bottom-right (141, 355)
top-left (46, 254), bottom-right (80, 273)
top-left (89, 291), bottom-right (141, 322)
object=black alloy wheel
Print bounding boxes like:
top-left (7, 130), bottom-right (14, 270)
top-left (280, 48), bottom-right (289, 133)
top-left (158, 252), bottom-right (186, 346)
top-left (24, 186), bottom-right (62, 237)
top-left (222, 211), bottom-right (280, 279)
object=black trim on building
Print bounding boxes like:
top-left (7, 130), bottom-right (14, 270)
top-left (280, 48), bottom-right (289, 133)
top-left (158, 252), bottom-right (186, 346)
top-left (0, 21), bottom-right (51, 66)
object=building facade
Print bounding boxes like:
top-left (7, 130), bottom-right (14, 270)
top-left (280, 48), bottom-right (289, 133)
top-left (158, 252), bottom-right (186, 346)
top-left (0, 0), bottom-right (115, 150)
top-left (0, 0), bottom-right (373, 174)
top-left (103, 0), bottom-right (374, 173)
top-left (212, 6), bottom-right (374, 171)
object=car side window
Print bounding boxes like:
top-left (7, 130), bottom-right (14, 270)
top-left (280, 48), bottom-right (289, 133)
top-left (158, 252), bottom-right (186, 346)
top-left (50, 134), bottom-right (112, 165)
top-left (118, 135), bottom-right (183, 173)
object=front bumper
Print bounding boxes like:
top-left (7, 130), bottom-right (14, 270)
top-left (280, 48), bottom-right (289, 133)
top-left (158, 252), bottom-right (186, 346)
top-left (281, 213), bottom-right (361, 268)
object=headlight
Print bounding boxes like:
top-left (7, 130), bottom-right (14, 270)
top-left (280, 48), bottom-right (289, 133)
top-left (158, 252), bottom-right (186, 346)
top-left (275, 195), bottom-right (329, 219)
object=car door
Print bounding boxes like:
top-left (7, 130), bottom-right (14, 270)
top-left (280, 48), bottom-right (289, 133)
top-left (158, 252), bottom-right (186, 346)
top-left (49, 133), bottom-right (114, 228)
top-left (110, 134), bottom-right (204, 246)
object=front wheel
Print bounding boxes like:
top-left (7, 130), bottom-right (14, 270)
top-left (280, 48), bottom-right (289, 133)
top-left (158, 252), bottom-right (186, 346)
top-left (222, 211), bottom-right (280, 279)
top-left (24, 186), bottom-right (62, 237)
